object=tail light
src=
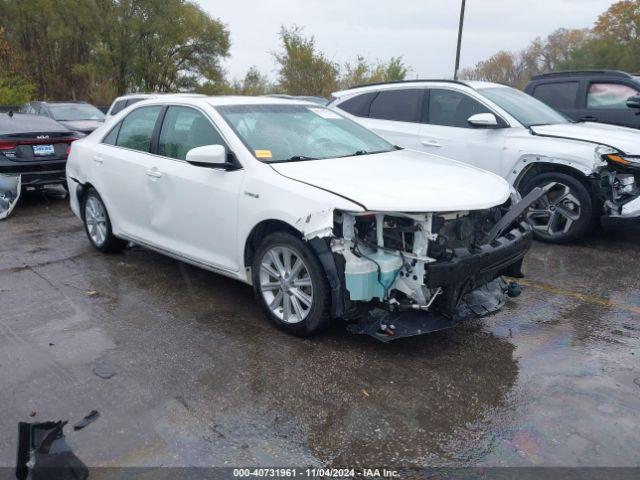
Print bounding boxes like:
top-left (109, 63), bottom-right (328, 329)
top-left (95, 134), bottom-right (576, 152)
top-left (66, 138), bottom-right (78, 156)
top-left (0, 141), bottom-right (18, 151)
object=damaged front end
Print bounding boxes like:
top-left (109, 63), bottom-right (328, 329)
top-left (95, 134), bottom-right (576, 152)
top-left (593, 148), bottom-right (640, 228)
top-left (303, 190), bottom-right (540, 342)
top-left (0, 174), bottom-right (21, 220)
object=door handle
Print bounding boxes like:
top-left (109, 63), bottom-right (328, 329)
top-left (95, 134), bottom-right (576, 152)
top-left (92, 154), bottom-right (104, 164)
top-left (145, 168), bottom-right (162, 179)
top-left (580, 116), bottom-right (598, 122)
top-left (421, 139), bottom-right (442, 148)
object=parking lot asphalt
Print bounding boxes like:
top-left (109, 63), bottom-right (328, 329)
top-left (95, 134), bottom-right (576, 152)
top-left (0, 190), bottom-right (639, 469)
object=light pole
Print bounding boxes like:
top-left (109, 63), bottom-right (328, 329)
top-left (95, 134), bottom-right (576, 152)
top-left (454, 0), bottom-right (466, 80)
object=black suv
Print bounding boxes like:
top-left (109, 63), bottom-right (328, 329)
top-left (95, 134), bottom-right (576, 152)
top-left (525, 70), bottom-right (640, 129)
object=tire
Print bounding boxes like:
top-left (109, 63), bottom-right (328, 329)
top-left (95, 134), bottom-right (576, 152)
top-left (251, 231), bottom-right (332, 336)
top-left (81, 187), bottom-right (126, 253)
top-left (520, 172), bottom-right (593, 244)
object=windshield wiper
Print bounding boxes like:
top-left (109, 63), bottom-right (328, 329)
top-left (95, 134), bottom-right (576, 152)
top-left (335, 149), bottom-right (393, 158)
top-left (285, 155), bottom-right (318, 162)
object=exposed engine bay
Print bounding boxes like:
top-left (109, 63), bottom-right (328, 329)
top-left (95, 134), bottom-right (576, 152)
top-left (315, 191), bottom-right (540, 341)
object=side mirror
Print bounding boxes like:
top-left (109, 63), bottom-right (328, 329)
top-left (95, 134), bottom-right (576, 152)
top-left (626, 95), bottom-right (640, 109)
top-left (185, 144), bottom-right (230, 169)
top-left (468, 112), bottom-right (500, 128)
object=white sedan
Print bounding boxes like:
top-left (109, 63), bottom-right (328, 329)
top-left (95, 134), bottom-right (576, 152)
top-left (66, 96), bottom-right (534, 340)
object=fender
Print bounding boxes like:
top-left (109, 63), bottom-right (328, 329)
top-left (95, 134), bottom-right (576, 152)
top-left (508, 154), bottom-right (595, 187)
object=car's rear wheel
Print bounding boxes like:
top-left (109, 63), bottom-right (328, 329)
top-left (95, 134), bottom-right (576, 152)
top-left (521, 172), bottom-right (593, 244)
top-left (252, 232), bottom-right (332, 336)
top-left (82, 187), bottom-right (126, 253)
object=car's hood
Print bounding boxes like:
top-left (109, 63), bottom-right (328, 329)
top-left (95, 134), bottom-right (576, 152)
top-left (271, 149), bottom-right (510, 212)
top-left (58, 119), bottom-right (103, 133)
top-left (531, 122), bottom-right (640, 154)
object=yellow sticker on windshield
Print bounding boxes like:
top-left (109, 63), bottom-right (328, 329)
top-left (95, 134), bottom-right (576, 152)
top-left (255, 149), bottom-right (273, 159)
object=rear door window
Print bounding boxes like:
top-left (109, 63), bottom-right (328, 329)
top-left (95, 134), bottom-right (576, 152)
top-left (368, 89), bottom-right (423, 122)
top-left (158, 106), bottom-right (226, 160)
top-left (115, 106), bottom-right (162, 152)
top-left (532, 82), bottom-right (579, 110)
top-left (587, 83), bottom-right (640, 108)
top-left (427, 89), bottom-right (490, 128)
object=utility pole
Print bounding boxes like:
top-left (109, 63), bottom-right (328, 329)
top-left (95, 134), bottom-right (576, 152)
top-left (454, 0), bottom-right (466, 80)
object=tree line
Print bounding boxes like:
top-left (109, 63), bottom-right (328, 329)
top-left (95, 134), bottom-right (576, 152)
top-left (461, 0), bottom-right (640, 88)
top-left (0, 0), bottom-right (408, 104)
top-left (4, 0), bottom-right (633, 105)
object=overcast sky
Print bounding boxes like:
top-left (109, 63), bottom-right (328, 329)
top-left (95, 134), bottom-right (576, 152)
top-left (197, 0), bottom-right (618, 82)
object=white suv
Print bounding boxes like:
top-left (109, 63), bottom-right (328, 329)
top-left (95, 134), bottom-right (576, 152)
top-left (66, 96), bottom-right (534, 340)
top-left (330, 81), bottom-right (640, 243)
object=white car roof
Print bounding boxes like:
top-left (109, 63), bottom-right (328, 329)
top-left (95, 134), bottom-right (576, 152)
top-left (204, 96), bottom-right (318, 106)
top-left (331, 80), bottom-right (509, 98)
top-left (132, 95), bottom-right (320, 108)
top-left (112, 93), bottom-right (207, 102)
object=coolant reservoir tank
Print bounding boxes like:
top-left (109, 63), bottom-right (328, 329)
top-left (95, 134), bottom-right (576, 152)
top-left (344, 248), bottom-right (403, 302)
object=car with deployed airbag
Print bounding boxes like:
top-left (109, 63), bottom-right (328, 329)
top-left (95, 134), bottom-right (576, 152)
top-left (66, 96), bottom-right (536, 340)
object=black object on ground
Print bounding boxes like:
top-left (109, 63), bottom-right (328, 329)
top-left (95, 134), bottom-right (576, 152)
top-left (73, 411), bottom-right (99, 431)
top-left (16, 420), bottom-right (88, 480)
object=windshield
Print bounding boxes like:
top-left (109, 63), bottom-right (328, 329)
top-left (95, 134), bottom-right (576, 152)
top-left (481, 87), bottom-right (568, 127)
top-left (49, 104), bottom-right (105, 121)
top-left (216, 104), bottom-right (394, 162)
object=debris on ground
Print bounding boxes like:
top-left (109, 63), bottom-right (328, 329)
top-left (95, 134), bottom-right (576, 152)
top-left (73, 410), bottom-right (100, 431)
top-left (16, 420), bottom-right (88, 480)
top-left (92, 365), bottom-right (117, 379)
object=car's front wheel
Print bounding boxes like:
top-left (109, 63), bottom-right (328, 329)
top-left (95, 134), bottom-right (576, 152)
top-left (82, 187), bottom-right (126, 253)
top-left (252, 232), bottom-right (332, 336)
top-left (521, 172), bottom-right (593, 244)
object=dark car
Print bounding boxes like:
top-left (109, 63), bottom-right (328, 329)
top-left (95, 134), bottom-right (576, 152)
top-left (525, 70), bottom-right (640, 129)
top-left (20, 101), bottom-right (105, 134)
top-left (0, 112), bottom-right (77, 217)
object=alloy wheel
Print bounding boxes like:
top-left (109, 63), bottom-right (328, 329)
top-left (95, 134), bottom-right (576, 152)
top-left (526, 182), bottom-right (581, 237)
top-left (259, 246), bottom-right (314, 324)
top-left (85, 196), bottom-right (108, 247)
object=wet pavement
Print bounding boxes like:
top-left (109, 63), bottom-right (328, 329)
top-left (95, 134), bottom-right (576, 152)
top-left (1, 191), bottom-right (639, 468)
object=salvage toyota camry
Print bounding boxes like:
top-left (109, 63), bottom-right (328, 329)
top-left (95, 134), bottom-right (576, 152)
top-left (66, 96), bottom-right (537, 340)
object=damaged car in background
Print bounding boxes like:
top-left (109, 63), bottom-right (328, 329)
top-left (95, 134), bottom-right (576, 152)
top-left (0, 111), bottom-right (77, 219)
top-left (66, 97), bottom-right (540, 340)
top-left (330, 80), bottom-right (640, 243)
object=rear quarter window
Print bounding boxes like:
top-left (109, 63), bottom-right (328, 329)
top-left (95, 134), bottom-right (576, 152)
top-left (109, 100), bottom-right (128, 116)
top-left (337, 92), bottom-right (377, 117)
top-left (532, 82), bottom-right (579, 110)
